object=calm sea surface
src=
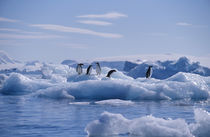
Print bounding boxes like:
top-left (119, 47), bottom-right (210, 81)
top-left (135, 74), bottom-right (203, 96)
top-left (0, 95), bottom-right (209, 137)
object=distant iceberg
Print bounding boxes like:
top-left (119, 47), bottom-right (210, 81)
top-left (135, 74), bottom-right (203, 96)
top-left (62, 56), bottom-right (210, 79)
top-left (128, 57), bottom-right (210, 79)
top-left (0, 50), bottom-right (17, 64)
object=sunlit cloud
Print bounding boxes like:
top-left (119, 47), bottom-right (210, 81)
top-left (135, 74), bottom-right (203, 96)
top-left (0, 40), bottom-right (26, 46)
top-left (59, 43), bottom-right (88, 50)
top-left (176, 22), bottom-right (208, 28)
top-left (77, 20), bottom-right (112, 26)
top-left (0, 33), bottom-right (62, 39)
top-left (0, 17), bottom-right (19, 23)
top-left (146, 32), bottom-right (168, 37)
top-left (0, 27), bottom-right (61, 39)
top-left (0, 28), bottom-right (47, 35)
top-left (176, 22), bottom-right (192, 26)
top-left (0, 28), bottom-right (21, 32)
top-left (31, 24), bottom-right (123, 38)
top-left (77, 12), bottom-right (127, 19)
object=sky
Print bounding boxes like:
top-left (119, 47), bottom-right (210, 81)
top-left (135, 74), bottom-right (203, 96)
top-left (0, 0), bottom-right (209, 63)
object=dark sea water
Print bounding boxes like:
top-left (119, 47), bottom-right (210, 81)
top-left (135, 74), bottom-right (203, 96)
top-left (0, 94), bottom-right (209, 137)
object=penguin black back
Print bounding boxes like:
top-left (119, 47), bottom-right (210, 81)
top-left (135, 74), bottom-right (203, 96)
top-left (106, 69), bottom-right (116, 78)
top-left (146, 66), bottom-right (153, 78)
top-left (86, 65), bottom-right (92, 75)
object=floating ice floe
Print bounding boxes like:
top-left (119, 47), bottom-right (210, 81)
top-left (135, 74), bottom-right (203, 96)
top-left (85, 108), bottom-right (210, 137)
top-left (0, 72), bottom-right (209, 101)
top-left (37, 89), bottom-right (75, 100)
top-left (68, 99), bottom-right (134, 106)
top-left (94, 99), bottom-right (135, 106)
top-left (69, 102), bottom-right (90, 105)
top-left (0, 73), bottom-right (52, 95)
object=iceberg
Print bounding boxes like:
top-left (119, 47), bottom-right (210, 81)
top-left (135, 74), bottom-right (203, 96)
top-left (61, 56), bottom-right (210, 79)
top-left (0, 50), bottom-right (17, 64)
top-left (189, 109), bottom-right (210, 137)
top-left (36, 71), bottom-right (210, 100)
top-left (0, 51), bottom-right (209, 101)
top-left (128, 57), bottom-right (210, 79)
top-left (0, 73), bottom-right (52, 95)
top-left (1, 71), bottom-right (209, 101)
top-left (85, 108), bottom-right (210, 137)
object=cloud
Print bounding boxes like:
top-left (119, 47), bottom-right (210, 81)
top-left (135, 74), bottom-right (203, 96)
top-left (0, 28), bottom-right (21, 32)
top-left (0, 40), bottom-right (25, 46)
top-left (31, 24), bottom-right (122, 38)
top-left (0, 17), bottom-right (19, 23)
top-left (59, 43), bottom-right (88, 49)
top-left (0, 33), bottom-right (62, 39)
top-left (0, 28), bottom-right (48, 35)
top-left (0, 27), bottom-right (61, 39)
top-left (146, 32), bottom-right (168, 37)
top-left (176, 22), bottom-right (208, 28)
top-left (77, 12), bottom-right (127, 19)
top-left (176, 22), bottom-right (192, 26)
top-left (77, 20), bottom-right (112, 26)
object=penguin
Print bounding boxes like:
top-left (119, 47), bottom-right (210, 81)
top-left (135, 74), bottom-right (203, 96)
top-left (146, 66), bottom-right (153, 78)
top-left (76, 63), bottom-right (84, 75)
top-left (106, 69), bottom-right (116, 78)
top-left (95, 62), bottom-right (101, 75)
top-left (86, 65), bottom-right (92, 75)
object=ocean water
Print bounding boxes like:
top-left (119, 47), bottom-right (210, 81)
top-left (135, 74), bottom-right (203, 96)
top-left (0, 94), bottom-right (209, 137)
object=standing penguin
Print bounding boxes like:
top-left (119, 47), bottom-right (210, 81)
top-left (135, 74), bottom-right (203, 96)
top-left (146, 66), bottom-right (153, 78)
top-left (86, 65), bottom-right (92, 75)
top-left (76, 63), bottom-right (84, 75)
top-left (95, 62), bottom-right (101, 75)
top-left (106, 69), bottom-right (116, 78)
